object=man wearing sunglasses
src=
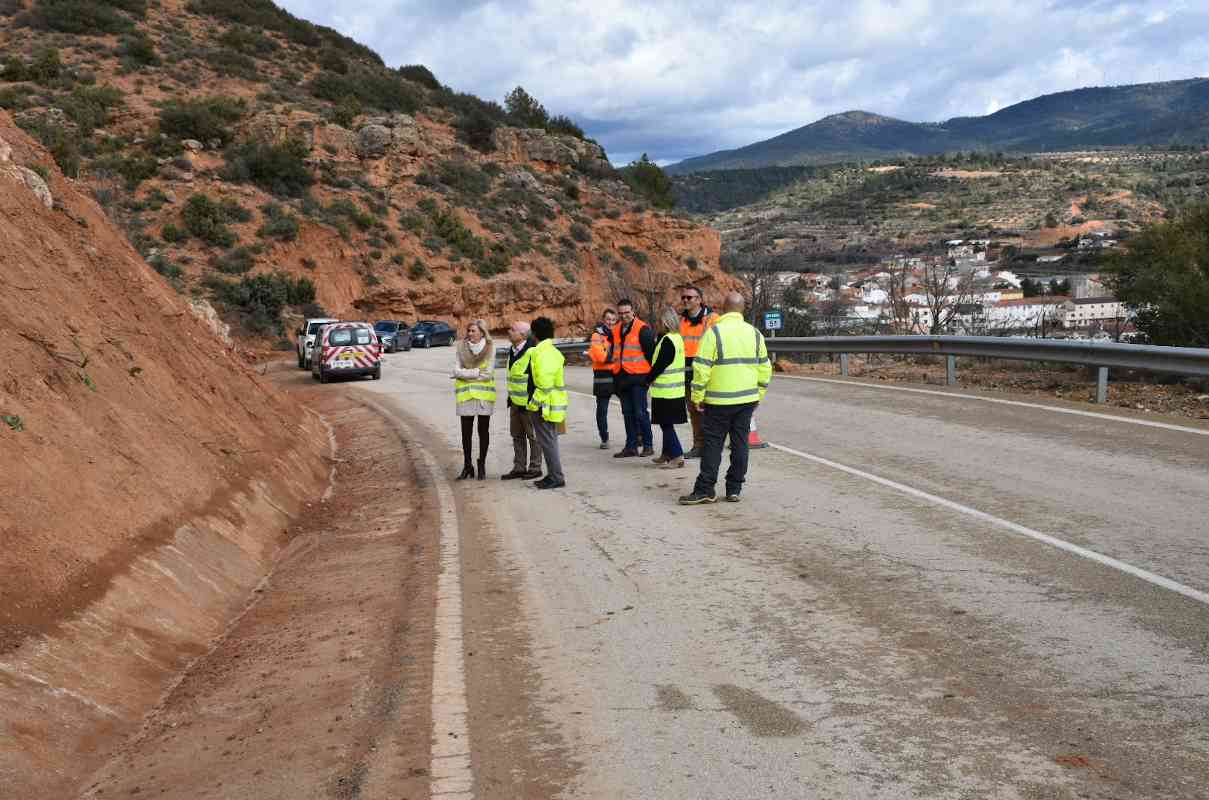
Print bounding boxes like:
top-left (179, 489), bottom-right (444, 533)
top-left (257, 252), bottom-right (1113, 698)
top-left (678, 285), bottom-right (719, 458)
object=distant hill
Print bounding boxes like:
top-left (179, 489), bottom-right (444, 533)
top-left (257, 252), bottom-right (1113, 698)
top-left (668, 79), bottom-right (1209, 173)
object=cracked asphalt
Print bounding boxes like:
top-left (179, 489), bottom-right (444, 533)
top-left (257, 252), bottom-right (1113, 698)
top-left (361, 347), bottom-right (1209, 799)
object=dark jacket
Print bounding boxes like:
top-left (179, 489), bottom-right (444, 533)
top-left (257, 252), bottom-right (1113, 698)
top-left (612, 319), bottom-right (656, 389)
top-left (591, 323), bottom-right (615, 397)
top-left (646, 334), bottom-right (687, 425)
top-left (507, 338), bottom-right (537, 407)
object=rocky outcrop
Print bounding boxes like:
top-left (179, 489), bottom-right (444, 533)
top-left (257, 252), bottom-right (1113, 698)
top-left (357, 114), bottom-right (425, 159)
top-left (492, 127), bottom-right (613, 173)
top-left (0, 133), bottom-right (53, 209)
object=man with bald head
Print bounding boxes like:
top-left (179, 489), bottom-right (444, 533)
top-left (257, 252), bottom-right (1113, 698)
top-left (501, 320), bottom-right (542, 480)
top-left (679, 291), bottom-right (772, 505)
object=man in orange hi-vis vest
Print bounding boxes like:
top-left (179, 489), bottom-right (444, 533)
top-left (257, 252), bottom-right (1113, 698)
top-left (611, 298), bottom-right (655, 457)
top-left (587, 308), bottom-right (618, 449)
top-left (678, 284), bottom-right (719, 459)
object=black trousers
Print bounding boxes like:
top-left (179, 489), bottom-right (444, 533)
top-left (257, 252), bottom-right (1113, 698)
top-left (692, 402), bottom-right (756, 497)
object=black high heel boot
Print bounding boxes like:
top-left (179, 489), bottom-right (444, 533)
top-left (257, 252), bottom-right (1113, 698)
top-left (476, 459), bottom-right (486, 480)
top-left (457, 459), bottom-right (474, 480)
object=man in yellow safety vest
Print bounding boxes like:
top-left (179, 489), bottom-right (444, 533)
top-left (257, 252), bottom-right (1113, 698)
top-left (679, 292), bottom-right (772, 505)
top-left (500, 320), bottom-right (542, 480)
top-left (527, 316), bottom-right (568, 489)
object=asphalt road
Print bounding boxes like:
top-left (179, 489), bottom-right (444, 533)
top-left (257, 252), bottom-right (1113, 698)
top-left (359, 346), bottom-right (1209, 799)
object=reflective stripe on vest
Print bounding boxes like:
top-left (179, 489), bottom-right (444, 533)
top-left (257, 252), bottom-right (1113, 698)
top-left (526, 340), bottom-right (568, 422)
top-left (618, 318), bottom-right (651, 375)
top-left (455, 371), bottom-right (496, 404)
top-left (650, 333), bottom-right (686, 400)
top-left (697, 321), bottom-right (768, 405)
top-left (507, 346), bottom-right (534, 405)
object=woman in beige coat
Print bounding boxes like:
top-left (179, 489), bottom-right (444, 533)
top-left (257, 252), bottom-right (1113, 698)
top-left (452, 319), bottom-right (496, 480)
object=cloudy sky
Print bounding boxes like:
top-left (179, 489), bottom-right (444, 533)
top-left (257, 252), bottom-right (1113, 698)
top-left (279, 0), bottom-right (1209, 165)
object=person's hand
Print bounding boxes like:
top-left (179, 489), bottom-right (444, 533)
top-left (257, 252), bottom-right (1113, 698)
top-left (694, 402), bottom-right (704, 413)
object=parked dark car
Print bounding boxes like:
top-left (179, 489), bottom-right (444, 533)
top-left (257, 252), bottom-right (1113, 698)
top-left (373, 320), bottom-right (412, 353)
top-left (409, 320), bottom-right (455, 348)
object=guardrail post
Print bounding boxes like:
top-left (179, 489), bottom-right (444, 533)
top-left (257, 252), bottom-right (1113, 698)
top-left (946, 355), bottom-right (957, 386)
top-left (1095, 366), bottom-right (1108, 404)
top-left (840, 353), bottom-right (850, 377)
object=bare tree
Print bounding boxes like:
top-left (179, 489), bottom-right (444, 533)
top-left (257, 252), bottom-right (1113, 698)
top-left (887, 261), bottom-right (978, 335)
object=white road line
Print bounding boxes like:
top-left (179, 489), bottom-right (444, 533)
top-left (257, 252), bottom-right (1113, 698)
top-left (779, 374), bottom-right (1209, 436)
top-left (358, 397), bottom-right (474, 799)
top-left (768, 441), bottom-right (1209, 608)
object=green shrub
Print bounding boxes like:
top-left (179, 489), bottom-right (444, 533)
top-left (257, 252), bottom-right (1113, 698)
top-left (30, 0), bottom-right (144, 34)
top-left (308, 69), bottom-right (418, 113)
top-left (390, 253), bottom-right (405, 265)
top-left (149, 255), bottom-right (183, 279)
top-left (0, 0), bottom-right (23, 16)
top-left (217, 25), bottom-right (278, 55)
top-left (399, 211), bottom-right (425, 234)
top-left (26, 121), bottom-right (80, 176)
top-left (407, 259), bottom-right (428, 280)
top-left (211, 245), bottom-right (256, 273)
top-left (57, 83), bottom-right (123, 135)
top-left (398, 64), bottom-right (440, 90)
top-left (158, 96), bottom-right (246, 146)
top-left (92, 149), bottom-right (158, 188)
top-left (569, 222), bottom-right (591, 243)
top-left (318, 49), bottom-right (346, 74)
top-left (205, 271), bottom-right (315, 334)
top-left (424, 203), bottom-right (485, 261)
top-left (454, 109), bottom-right (496, 153)
top-left (28, 47), bottom-right (62, 84)
top-left (331, 95), bottom-right (361, 128)
top-left (547, 114), bottom-right (585, 139)
top-left (620, 245), bottom-right (649, 266)
top-left (620, 154), bottom-right (675, 209)
top-left (504, 86), bottom-right (548, 128)
top-left (161, 222), bottom-right (186, 243)
top-left (324, 198), bottom-right (375, 231)
top-left (1, 55), bottom-right (27, 82)
top-left (222, 137), bottom-right (313, 197)
top-left (257, 203), bottom-right (300, 241)
top-left (187, 0), bottom-right (381, 63)
top-left (301, 257), bottom-right (317, 269)
top-left (120, 33), bottom-right (159, 67)
top-left (0, 86), bottom-right (30, 110)
top-left (438, 159), bottom-right (492, 197)
top-left (181, 193), bottom-right (243, 247)
top-left (205, 48), bottom-right (257, 79)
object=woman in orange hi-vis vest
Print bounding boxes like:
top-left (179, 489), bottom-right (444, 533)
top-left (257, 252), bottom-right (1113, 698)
top-left (588, 308), bottom-right (618, 449)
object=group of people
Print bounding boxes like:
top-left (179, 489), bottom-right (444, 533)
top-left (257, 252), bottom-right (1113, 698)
top-left (450, 287), bottom-right (772, 503)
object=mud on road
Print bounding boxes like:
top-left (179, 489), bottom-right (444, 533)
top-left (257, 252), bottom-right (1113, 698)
top-left (81, 384), bottom-right (439, 800)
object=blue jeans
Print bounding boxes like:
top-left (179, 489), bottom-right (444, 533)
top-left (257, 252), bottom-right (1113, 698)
top-left (595, 394), bottom-right (611, 443)
top-left (660, 423), bottom-right (683, 459)
top-left (618, 382), bottom-right (653, 450)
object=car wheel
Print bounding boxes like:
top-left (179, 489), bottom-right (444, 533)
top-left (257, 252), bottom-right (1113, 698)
top-left (297, 352), bottom-right (305, 369)
top-left (319, 367), bottom-right (329, 384)
top-left (372, 367), bottom-right (381, 380)
top-left (424, 339), bottom-right (431, 348)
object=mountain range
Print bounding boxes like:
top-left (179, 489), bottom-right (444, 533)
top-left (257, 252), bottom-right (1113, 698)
top-left (668, 78), bottom-right (1209, 173)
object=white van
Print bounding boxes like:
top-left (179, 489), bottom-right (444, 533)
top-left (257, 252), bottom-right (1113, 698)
top-left (297, 317), bottom-right (339, 369)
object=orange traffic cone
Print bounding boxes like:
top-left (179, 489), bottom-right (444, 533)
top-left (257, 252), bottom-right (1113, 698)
top-left (747, 415), bottom-right (768, 449)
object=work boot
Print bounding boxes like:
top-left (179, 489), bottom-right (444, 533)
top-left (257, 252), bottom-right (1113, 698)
top-left (535, 478), bottom-right (566, 490)
top-left (678, 491), bottom-right (717, 505)
top-left (500, 469), bottom-right (526, 480)
top-left (684, 447), bottom-right (702, 460)
top-left (659, 457), bottom-right (685, 469)
top-left (613, 448), bottom-right (639, 458)
top-left (599, 441), bottom-right (609, 450)
top-left (725, 494), bottom-right (741, 502)
top-left (640, 446), bottom-right (655, 457)
top-left (651, 454), bottom-right (670, 464)
top-left (523, 468), bottom-right (543, 479)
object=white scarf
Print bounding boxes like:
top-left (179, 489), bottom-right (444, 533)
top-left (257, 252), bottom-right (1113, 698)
top-left (469, 339), bottom-right (487, 356)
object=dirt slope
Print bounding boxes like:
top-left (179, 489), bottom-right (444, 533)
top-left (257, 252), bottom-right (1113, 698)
top-left (0, 111), bottom-right (323, 651)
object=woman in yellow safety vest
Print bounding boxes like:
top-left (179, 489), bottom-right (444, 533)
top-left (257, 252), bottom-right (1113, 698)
top-left (647, 307), bottom-right (688, 468)
top-left (452, 319), bottom-right (496, 480)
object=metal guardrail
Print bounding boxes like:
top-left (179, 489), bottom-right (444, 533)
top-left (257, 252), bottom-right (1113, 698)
top-left (529, 335), bottom-right (1209, 404)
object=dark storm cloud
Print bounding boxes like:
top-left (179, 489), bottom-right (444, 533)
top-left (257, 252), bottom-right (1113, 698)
top-left (278, 1), bottom-right (1209, 164)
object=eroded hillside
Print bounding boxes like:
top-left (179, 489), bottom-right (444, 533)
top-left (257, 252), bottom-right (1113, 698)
top-left (0, 0), bottom-right (736, 344)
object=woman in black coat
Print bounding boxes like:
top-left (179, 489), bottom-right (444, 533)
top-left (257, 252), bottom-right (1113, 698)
top-left (647, 307), bottom-right (688, 468)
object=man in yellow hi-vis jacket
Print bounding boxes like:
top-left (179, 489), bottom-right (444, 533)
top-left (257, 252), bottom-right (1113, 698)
top-left (527, 316), bottom-right (568, 490)
top-left (679, 292), bottom-right (772, 505)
